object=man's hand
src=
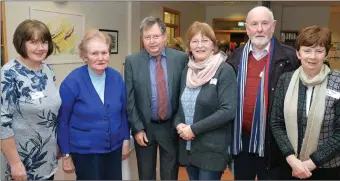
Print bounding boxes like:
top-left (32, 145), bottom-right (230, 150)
top-left (11, 161), bottom-right (27, 180)
top-left (178, 125), bottom-right (195, 141)
top-left (286, 155), bottom-right (312, 179)
top-left (122, 140), bottom-right (130, 160)
top-left (134, 130), bottom-right (149, 147)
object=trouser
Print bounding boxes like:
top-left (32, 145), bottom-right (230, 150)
top-left (71, 147), bottom-right (122, 180)
top-left (186, 165), bottom-right (223, 180)
top-left (134, 120), bottom-right (178, 180)
top-left (234, 134), bottom-right (269, 180)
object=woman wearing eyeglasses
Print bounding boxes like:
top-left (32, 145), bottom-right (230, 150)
top-left (173, 21), bottom-right (237, 180)
top-left (57, 29), bottom-right (130, 180)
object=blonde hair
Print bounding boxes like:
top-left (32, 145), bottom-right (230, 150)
top-left (78, 29), bottom-right (111, 59)
top-left (185, 21), bottom-right (219, 56)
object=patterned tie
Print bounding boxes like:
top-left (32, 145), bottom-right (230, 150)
top-left (156, 56), bottom-right (168, 120)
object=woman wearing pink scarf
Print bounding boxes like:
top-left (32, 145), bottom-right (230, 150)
top-left (173, 21), bottom-right (237, 180)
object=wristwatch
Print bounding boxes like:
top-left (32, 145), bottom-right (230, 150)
top-left (62, 153), bottom-right (70, 158)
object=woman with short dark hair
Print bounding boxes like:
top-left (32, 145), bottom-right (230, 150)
top-left (270, 25), bottom-right (340, 180)
top-left (1, 19), bottom-right (60, 180)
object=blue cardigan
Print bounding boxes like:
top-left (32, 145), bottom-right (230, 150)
top-left (57, 65), bottom-right (129, 154)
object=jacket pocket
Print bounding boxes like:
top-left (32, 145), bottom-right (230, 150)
top-left (71, 126), bottom-right (91, 132)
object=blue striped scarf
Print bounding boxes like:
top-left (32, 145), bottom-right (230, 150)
top-left (231, 38), bottom-right (274, 157)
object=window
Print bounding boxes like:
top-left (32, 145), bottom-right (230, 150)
top-left (163, 7), bottom-right (180, 46)
top-left (1, 1), bottom-right (8, 66)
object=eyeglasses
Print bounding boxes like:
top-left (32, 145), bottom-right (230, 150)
top-left (247, 21), bottom-right (272, 29)
top-left (190, 39), bottom-right (211, 47)
top-left (143, 34), bottom-right (164, 41)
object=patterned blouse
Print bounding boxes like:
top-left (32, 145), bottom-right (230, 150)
top-left (180, 86), bottom-right (201, 151)
top-left (1, 59), bottom-right (61, 180)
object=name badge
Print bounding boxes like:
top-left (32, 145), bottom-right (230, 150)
top-left (210, 78), bottom-right (217, 85)
top-left (30, 92), bottom-right (45, 100)
top-left (259, 71), bottom-right (263, 78)
top-left (326, 89), bottom-right (340, 99)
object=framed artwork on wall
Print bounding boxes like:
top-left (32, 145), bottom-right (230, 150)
top-left (29, 7), bottom-right (85, 64)
top-left (99, 29), bottom-right (118, 54)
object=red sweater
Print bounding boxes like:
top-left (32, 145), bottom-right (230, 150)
top-left (242, 53), bottom-right (268, 134)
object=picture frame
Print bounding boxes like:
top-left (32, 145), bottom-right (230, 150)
top-left (99, 29), bottom-right (118, 54)
top-left (29, 7), bottom-right (85, 64)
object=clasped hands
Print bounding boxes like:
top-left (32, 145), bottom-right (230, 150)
top-left (176, 123), bottom-right (195, 140)
top-left (286, 155), bottom-right (316, 179)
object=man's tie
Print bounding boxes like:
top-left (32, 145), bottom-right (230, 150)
top-left (156, 56), bottom-right (168, 120)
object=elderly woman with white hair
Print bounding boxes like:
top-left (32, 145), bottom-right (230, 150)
top-left (57, 29), bottom-right (130, 180)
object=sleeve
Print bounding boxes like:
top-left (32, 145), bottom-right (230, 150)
top-left (190, 65), bottom-right (237, 136)
top-left (174, 69), bottom-right (186, 128)
top-left (120, 76), bottom-right (130, 140)
top-left (269, 73), bottom-right (296, 158)
top-left (309, 98), bottom-right (340, 167)
top-left (124, 57), bottom-right (145, 135)
top-left (57, 79), bottom-right (77, 154)
top-left (1, 68), bottom-right (17, 139)
top-left (226, 48), bottom-right (240, 75)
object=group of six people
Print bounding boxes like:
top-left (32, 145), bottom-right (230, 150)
top-left (1, 5), bottom-right (340, 181)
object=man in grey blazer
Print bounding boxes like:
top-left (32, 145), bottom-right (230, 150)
top-left (124, 16), bottom-right (187, 180)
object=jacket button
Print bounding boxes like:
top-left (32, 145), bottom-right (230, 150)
top-left (107, 104), bottom-right (110, 108)
top-left (105, 139), bottom-right (110, 142)
top-left (280, 63), bottom-right (283, 66)
top-left (104, 117), bottom-right (108, 120)
top-left (106, 129), bottom-right (110, 132)
top-left (272, 88), bottom-right (275, 91)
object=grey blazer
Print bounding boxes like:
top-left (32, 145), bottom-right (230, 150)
top-left (174, 62), bottom-right (237, 171)
top-left (124, 47), bottom-right (188, 136)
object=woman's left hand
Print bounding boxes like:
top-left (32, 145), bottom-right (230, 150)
top-left (178, 125), bottom-right (195, 140)
top-left (122, 140), bottom-right (130, 160)
top-left (302, 159), bottom-right (317, 172)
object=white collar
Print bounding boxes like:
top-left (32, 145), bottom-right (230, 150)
top-left (250, 41), bottom-right (271, 54)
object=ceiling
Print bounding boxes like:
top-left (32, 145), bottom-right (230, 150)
top-left (197, 1), bottom-right (340, 7)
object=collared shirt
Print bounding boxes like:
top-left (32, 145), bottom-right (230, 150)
top-left (149, 49), bottom-right (171, 120)
top-left (88, 66), bottom-right (106, 103)
top-left (250, 42), bottom-right (271, 60)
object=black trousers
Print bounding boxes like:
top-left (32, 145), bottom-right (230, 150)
top-left (277, 161), bottom-right (340, 180)
top-left (234, 134), bottom-right (269, 180)
top-left (134, 120), bottom-right (178, 180)
top-left (71, 147), bottom-right (122, 180)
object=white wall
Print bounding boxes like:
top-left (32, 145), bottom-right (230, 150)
top-left (5, 1), bottom-right (129, 86)
top-left (140, 1), bottom-right (205, 42)
top-left (281, 6), bottom-right (331, 31)
top-left (205, 5), bottom-right (256, 25)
